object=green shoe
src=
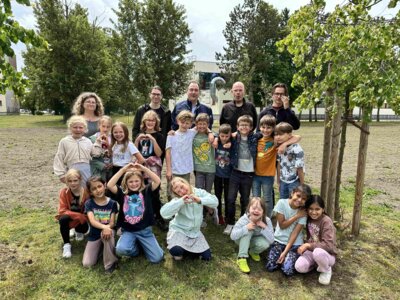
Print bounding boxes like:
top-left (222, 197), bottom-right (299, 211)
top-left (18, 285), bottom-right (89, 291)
top-left (237, 258), bottom-right (250, 273)
top-left (249, 252), bottom-right (260, 262)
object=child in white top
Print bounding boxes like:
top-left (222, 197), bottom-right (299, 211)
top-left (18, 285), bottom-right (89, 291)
top-left (54, 115), bottom-right (98, 186)
top-left (111, 121), bottom-right (145, 184)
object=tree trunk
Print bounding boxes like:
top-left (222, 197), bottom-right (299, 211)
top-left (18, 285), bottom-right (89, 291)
top-left (320, 94), bottom-right (333, 203)
top-left (326, 93), bottom-right (342, 218)
top-left (334, 90), bottom-right (350, 220)
top-left (309, 108), bottom-right (312, 122)
top-left (377, 106), bottom-right (380, 122)
top-left (352, 107), bottom-right (370, 236)
top-left (314, 103), bottom-right (318, 122)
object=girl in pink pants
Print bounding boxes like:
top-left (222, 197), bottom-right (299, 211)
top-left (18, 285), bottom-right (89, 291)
top-left (295, 195), bottom-right (337, 285)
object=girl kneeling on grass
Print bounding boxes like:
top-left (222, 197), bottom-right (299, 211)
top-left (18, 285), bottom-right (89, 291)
top-left (160, 177), bottom-right (218, 261)
top-left (107, 163), bottom-right (164, 263)
top-left (295, 195), bottom-right (337, 285)
top-left (230, 197), bottom-right (274, 273)
top-left (56, 169), bottom-right (89, 258)
top-left (82, 176), bottom-right (119, 273)
top-left (265, 184), bottom-right (311, 276)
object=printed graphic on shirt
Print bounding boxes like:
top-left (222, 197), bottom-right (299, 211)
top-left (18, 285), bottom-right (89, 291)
top-left (123, 193), bottom-right (145, 225)
top-left (308, 222), bottom-right (320, 243)
top-left (93, 208), bottom-right (112, 224)
top-left (257, 141), bottom-right (274, 158)
top-left (140, 139), bottom-right (154, 157)
top-left (193, 140), bottom-right (212, 163)
top-left (216, 148), bottom-right (230, 169)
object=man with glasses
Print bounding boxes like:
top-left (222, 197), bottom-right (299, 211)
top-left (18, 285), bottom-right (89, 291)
top-left (132, 86), bottom-right (172, 140)
top-left (257, 83), bottom-right (300, 130)
top-left (220, 81), bottom-right (258, 132)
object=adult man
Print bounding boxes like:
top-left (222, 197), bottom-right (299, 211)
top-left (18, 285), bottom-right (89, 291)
top-left (257, 83), bottom-right (300, 130)
top-left (132, 86), bottom-right (171, 140)
top-left (171, 81), bottom-right (213, 130)
top-left (219, 81), bottom-right (258, 132)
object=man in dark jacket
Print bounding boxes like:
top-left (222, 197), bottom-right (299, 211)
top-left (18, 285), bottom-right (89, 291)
top-left (257, 83), bottom-right (300, 130)
top-left (171, 81), bottom-right (213, 130)
top-left (219, 81), bottom-right (258, 132)
top-left (132, 86), bottom-right (171, 140)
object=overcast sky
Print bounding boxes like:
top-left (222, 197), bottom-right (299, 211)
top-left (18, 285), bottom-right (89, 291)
top-left (11, 0), bottom-right (397, 70)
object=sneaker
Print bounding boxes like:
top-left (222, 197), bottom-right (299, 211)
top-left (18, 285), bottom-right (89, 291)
top-left (223, 224), bottom-right (233, 235)
top-left (218, 216), bottom-right (225, 226)
top-left (236, 258), bottom-right (250, 273)
top-left (211, 208), bottom-right (219, 225)
top-left (105, 262), bottom-right (118, 274)
top-left (69, 228), bottom-right (75, 238)
top-left (173, 256), bottom-right (183, 261)
top-left (75, 232), bottom-right (84, 241)
top-left (62, 243), bottom-right (72, 258)
top-left (249, 252), bottom-right (261, 262)
top-left (319, 269), bottom-right (332, 285)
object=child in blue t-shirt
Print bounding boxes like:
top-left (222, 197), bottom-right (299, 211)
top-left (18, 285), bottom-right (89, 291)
top-left (82, 176), bottom-right (118, 273)
top-left (265, 184), bottom-right (311, 276)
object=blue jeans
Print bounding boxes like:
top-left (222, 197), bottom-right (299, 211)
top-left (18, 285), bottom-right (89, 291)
top-left (116, 226), bottom-right (164, 263)
top-left (266, 241), bottom-right (300, 276)
top-left (279, 179), bottom-right (300, 199)
top-left (252, 175), bottom-right (274, 218)
top-left (169, 246), bottom-right (212, 261)
top-left (226, 169), bottom-right (253, 225)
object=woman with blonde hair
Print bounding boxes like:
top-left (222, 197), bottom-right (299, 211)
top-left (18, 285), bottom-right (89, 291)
top-left (72, 92), bottom-right (105, 137)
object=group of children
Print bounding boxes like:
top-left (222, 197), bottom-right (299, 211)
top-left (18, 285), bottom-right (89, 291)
top-left (54, 111), bottom-right (337, 285)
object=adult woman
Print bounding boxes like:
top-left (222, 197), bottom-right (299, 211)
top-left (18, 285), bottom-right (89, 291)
top-left (72, 92), bottom-right (105, 137)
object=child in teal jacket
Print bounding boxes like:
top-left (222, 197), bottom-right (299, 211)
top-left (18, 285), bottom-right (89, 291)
top-left (161, 177), bottom-right (218, 261)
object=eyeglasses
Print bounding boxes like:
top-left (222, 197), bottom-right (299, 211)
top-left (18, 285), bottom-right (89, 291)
top-left (238, 124), bottom-right (251, 128)
top-left (273, 93), bottom-right (286, 97)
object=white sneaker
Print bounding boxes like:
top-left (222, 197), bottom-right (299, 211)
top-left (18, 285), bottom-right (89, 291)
top-left (319, 269), bottom-right (332, 285)
top-left (75, 232), bottom-right (84, 241)
top-left (223, 224), bottom-right (233, 235)
top-left (173, 256), bottom-right (183, 261)
top-left (69, 228), bottom-right (75, 238)
top-left (62, 243), bottom-right (72, 258)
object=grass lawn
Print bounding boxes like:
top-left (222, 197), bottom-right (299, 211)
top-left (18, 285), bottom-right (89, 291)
top-left (0, 115), bottom-right (399, 299)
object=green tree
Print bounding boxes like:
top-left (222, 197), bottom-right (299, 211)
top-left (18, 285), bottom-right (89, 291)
top-left (216, 0), bottom-right (294, 106)
top-left (22, 0), bottom-right (113, 119)
top-left (0, 0), bottom-right (46, 96)
top-left (278, 0), bottom-right (400, 234)
top-left (112, 0), bottom-right (192, 108)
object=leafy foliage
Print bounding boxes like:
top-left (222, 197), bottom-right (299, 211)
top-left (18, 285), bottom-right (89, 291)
top-left (112, 0), bottom-right (192, 107)
top-left (22, 0), bottom-right (114, 118)
top-left (0, 0), bottom-right (46, 96)
top-left (278, 0), bottom-right (400, 118)
top-left (216, 0), bottom-right (295, 106)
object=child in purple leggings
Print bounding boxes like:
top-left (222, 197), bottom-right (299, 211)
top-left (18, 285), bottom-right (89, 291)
top-left (295, 195), bottom-right (337, 285)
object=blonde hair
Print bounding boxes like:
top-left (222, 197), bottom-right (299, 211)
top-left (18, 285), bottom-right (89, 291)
top-left (237, 115), bottom-right (253, 127)
top-left (72, 92), bottom-right (104, 117)
top-left (65, 169), bottom-right (85, 205)
top-left (169, 177), bottom-right (193, 197)
top-left (67, 115), bottom-right (88, 132)
top-left (121, 171), bottom-right (145, 193)
top-left (140, 110), bottom-right (160, 132)
top-left (176, 110), bottom-right (194, 123)
top-left (99, 115), bottom-right (112, 127)
top-left (195, 113), bottom-right (209, 124)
